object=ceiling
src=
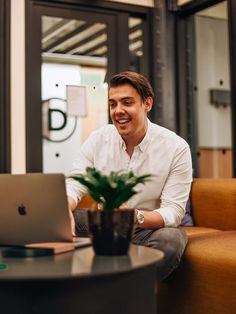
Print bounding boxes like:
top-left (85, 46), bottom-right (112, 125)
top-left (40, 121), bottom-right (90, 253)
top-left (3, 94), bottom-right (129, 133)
top-left (197, 1), bottom-right (227, 20)
top-left (41, 16), bottom-right (144, 65)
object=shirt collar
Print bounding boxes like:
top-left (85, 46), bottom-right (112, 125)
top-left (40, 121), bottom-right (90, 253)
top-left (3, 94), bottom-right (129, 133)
top-left (119, 137), bottom-right (126, 150)
top-left (138, 119), bottom-right (152, 152)
top-left (118, 119), bottom-right (152, 152)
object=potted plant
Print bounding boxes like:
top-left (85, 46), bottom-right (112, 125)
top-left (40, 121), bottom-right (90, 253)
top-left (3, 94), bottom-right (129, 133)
top-left (70, 167), bottom-right (151, 256)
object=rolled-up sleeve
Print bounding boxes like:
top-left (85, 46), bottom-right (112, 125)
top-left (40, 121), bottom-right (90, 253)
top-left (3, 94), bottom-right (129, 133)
top-left (66, 132), bottom-right (96, 205)
top-left (155, 144), bottom-right (192, 227)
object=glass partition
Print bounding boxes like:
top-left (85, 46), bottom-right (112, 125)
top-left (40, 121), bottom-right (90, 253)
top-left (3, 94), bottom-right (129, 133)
top-left (128, 17), bottom-right (145, 73)
top-left (41, 16), bottom-right (108, 174)
top-left (194, 1), bottom-right (232, 177)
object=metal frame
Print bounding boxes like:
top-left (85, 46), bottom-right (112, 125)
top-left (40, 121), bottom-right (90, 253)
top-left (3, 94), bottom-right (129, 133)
top-left (0, 0), bottom-right (11, 173)
top-left (170, 0), bottom-right (224, 16)
top-left (149, 4), bottom-right (163, 126)
top-left (174, 15), bottom-right (199, 175)
top-left (32, 0), bottom-right (150, 14)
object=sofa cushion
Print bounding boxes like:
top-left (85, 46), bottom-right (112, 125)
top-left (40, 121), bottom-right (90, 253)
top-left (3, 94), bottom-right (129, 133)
top-left (157, 231), bottom-right (236, 314)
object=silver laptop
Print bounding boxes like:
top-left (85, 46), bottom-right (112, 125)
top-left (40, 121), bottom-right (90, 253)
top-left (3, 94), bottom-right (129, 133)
top-left (0, 173), bottom-right (91, 248)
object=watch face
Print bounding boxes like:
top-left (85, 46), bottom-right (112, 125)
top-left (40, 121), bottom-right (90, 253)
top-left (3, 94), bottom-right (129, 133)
top-left (137, 211), bottom-right (144, 224)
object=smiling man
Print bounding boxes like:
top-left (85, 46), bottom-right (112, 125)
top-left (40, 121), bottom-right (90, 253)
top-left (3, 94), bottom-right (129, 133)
top-left (109, 82), bottom-right (152, 157)
top-left (66, 71), bottom-right (192, 281)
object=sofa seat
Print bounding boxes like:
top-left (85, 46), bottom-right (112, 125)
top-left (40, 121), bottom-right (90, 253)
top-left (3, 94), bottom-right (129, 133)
top-left (157, 230), bottom-right (236, 314)
top-left (182, 226), bottom-right (222, 237)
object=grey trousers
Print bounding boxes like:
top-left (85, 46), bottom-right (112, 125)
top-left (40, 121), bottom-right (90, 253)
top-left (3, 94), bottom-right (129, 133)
top-left (74, 209), bottom-right (187, 281)
top-left (132, 226), bottom-right (187, 281)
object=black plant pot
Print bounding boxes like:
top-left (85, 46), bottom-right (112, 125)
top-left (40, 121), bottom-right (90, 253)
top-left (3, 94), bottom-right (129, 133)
top-left (87, 209), bottom-right (134, 256)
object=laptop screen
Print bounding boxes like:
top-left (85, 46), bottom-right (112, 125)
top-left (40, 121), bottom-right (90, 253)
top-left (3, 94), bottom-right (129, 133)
top-left (0, 173), bottom-right (73, 245)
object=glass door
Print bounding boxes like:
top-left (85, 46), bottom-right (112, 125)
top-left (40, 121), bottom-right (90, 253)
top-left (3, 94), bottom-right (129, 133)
top-left (26, 2), bottom-right (151, 173)
top-left (26, 4), bottom-right (116, 173)
top-left (41, 13), bottom-right (112, 174)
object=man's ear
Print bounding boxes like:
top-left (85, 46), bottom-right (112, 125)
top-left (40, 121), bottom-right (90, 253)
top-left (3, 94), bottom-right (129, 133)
top-left (144, 97), bottom-right (153, 113)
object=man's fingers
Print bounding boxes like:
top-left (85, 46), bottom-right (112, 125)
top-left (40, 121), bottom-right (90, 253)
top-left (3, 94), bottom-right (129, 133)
top-left (68, 207), bottom-right (76, 236)
top-left (119, 203), bottom-right (129, 209)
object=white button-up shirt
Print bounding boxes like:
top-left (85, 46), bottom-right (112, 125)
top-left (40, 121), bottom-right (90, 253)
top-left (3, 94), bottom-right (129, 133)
top-left (66, 120), bottom-right (192, 227)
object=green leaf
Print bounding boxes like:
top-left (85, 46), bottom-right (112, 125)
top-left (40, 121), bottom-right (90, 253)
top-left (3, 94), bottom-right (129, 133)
top-left (69, 167), bottom-right (152, 211)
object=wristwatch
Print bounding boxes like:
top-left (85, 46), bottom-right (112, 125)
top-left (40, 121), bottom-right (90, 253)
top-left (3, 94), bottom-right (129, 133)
top-left (136, 210), bottom-right (145, 225)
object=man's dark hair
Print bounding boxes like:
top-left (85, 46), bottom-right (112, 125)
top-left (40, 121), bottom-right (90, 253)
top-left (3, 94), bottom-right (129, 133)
top-left (109, 71), bottom-right (154, 102)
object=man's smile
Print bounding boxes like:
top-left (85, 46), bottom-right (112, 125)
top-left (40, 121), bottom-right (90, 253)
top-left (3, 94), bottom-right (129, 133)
top-left (115, 118), bottom-right (131, 125)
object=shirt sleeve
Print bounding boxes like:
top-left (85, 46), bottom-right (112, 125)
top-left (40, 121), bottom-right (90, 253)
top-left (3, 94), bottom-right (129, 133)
top-left (66, 132), bottom-right (96, 206)
top-left (155, 143), bottom-right (193, 227)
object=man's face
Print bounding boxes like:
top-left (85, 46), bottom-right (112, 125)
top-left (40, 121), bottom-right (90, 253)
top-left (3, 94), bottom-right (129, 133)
top-left (108, 84), bottom-right (152, 143)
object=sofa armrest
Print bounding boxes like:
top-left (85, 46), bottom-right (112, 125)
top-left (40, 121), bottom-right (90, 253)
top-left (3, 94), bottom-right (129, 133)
top-left (191, 179), bottom-right (236, 230)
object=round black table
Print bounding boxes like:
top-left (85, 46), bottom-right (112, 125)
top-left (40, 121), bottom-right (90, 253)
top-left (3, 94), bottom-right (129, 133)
top-left (0, 244), bottom-right (163, 314)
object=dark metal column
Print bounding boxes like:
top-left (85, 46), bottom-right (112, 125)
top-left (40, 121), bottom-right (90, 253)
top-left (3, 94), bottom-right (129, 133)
top-left (175, 15), bottom-right (199, 175)
top-left (151, 0), bottom-right (177, 132)
top-left (0, 0), bottom-right (11, 173)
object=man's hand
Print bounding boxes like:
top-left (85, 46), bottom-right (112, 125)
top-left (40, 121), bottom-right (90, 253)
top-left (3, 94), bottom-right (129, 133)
top-left (67, 196), bottom-right (76, 236)
top-left (119, 203), bottom-right (129, 210)
top-left (119, 203), bottom-right (137, 224)
top-left (118, 203), bottom-right (165, 229)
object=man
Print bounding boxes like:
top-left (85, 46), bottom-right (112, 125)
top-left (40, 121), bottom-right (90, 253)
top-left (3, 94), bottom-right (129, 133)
top-left (66, 71), bottom-right (192, 280)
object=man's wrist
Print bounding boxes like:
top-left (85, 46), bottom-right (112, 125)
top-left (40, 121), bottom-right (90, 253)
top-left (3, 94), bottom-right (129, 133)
top-left (135, 209), bottom-right (145, 225)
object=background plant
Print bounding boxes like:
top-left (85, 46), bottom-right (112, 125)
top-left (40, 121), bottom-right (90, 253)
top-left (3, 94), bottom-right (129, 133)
top-left (70, 167), bottom-right (151, 211)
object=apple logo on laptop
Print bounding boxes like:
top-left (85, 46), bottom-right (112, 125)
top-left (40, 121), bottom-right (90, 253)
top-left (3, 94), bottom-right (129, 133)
top-left (18, 204), bottom-right (27, 215)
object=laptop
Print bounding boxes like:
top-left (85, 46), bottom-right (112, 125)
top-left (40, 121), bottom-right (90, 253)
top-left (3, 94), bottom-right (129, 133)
top-left (0, 173), bottom-right (91, 249)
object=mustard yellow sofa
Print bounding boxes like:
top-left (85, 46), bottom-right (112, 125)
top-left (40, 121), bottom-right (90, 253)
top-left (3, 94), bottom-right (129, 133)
top-left (76, 179), bottom-right (236, 314)
top-left (157, 179), bottom-right (236, 314)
